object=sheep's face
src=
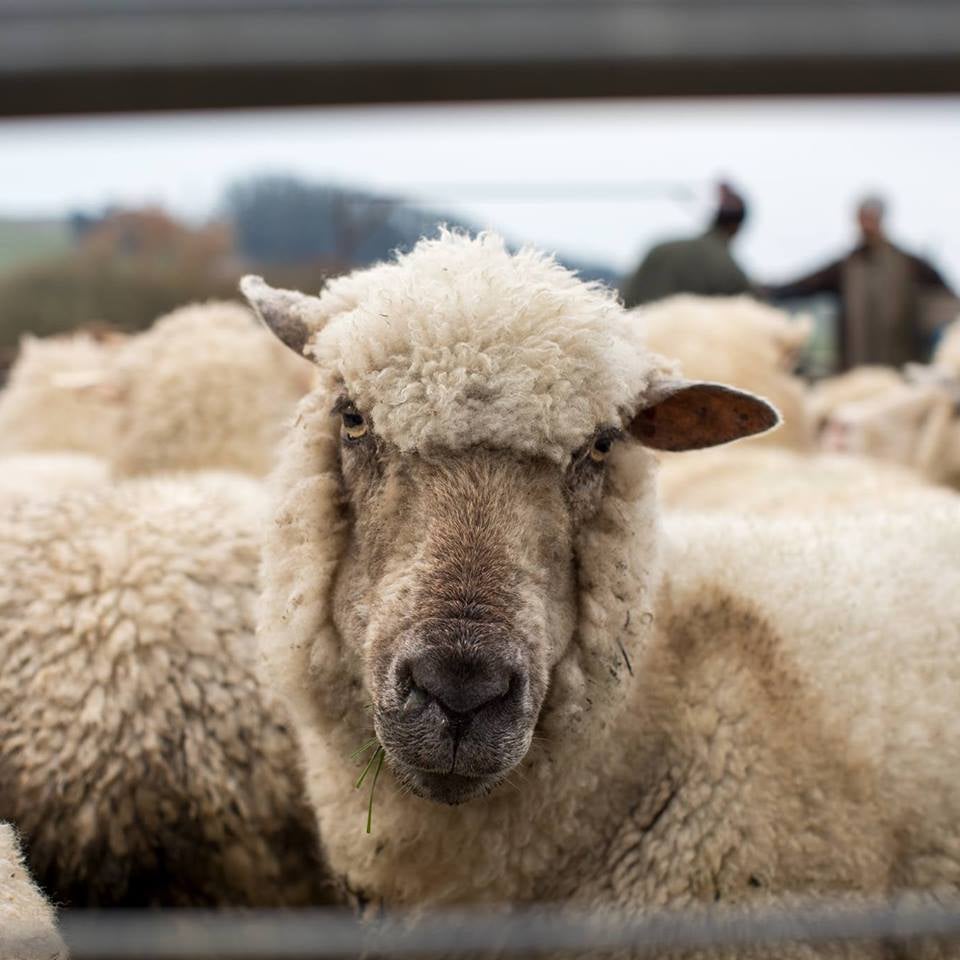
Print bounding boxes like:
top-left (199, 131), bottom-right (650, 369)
top-left (330, 398), bottom-right (616, 804)
top-left (240, 244), bottom-right (780, 808)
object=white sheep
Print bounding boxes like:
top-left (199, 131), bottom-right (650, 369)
top-left (241, 231), bottom-right (960, 951)
top-left (820, 379), bottom-right (960, 487)
top-left (0, 330), bottom-right (126, 459)
top-left (0, 453), bottom-right (109, 504)
top-left (633, 294), bottom-right (815, 451)
top-left (932, 315), bottom-right (960, 375)
top-left (0, 823), bottom-right (68, 960)
top-left (809, 365), bottom-right (905, 432)
top-left (0, 471), bottom-right (330, 908)
top-left (109, 300), bottom-right (315, 477)
top-left (656, 445), bottom-right (942, 514)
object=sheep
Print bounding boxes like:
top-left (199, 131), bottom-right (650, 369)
top-left (656, 445), bottom-right (943, 514)
top-left (633, 294), bottom-right (815, 451)
top-left (0, 330), bottom-right (126, 459)
top-left (808, 365), bottom-right (905, 433)
top-left (241, 230), bottom-right (960, 950)
top-left (820, 379), bottom-right (960, 487)
top-left (109, 300), bottom-right (315, 478)
top-left (932, 315), bottom-right (960, 374)
top-left (0, 471), bottom-right (331, 908)
top-left (0, 823), bottom-right (68, 960)
top-left (0, 453), bottom-right (109, 505)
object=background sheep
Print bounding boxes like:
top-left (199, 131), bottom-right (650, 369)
top-left (0, 471), bottom-right (330, 908)
top-left (109, 300), bottom-right (315, 478)
top-left (932, 314), bottom-right (960, 374)
top-left (0, 453), bottom-right (109, 505)
top-left (242, 233), bottom-right (960, 951)
top-left (634, 294), bottom-right (815, 451)
top-left (656, 445), bottom-right (941, 514)
top-left (0, 330), bottom-right (126, 459)
top-left (0, 823), bottom-right (68, 960)
top-left (808, 365), bottom-right (905, 433)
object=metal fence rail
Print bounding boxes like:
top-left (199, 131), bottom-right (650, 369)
top-left (2, 0), bottom-right (960, 115)
top-left (26, 895), bottom-right (960, 958)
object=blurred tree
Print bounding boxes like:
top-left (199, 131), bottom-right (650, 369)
top-left (0, 208), bottom-right (239, 350)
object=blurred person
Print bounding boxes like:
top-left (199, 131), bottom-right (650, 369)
top-left (767, 195), bottom-right (957, 371)
top-left (622, 182), bottom-right (751, 307)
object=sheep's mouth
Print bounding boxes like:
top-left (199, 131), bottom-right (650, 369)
top-left (392, 760), bottom-right (503, 806)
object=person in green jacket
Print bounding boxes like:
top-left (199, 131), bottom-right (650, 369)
top-left (622, 182), bottom-right (751, 308)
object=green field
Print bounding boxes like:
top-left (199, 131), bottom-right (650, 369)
top-left (0, 219), bottom-right (72, 273)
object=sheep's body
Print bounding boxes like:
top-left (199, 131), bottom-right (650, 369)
top-left (0, 453), bottom-right (109, 504)
top-left (111, 301), bottom-right (315, 477)
top-left (285, 491), bottom-right (960, 918)
top-left (0, 331), bottom-right (125, 459)
top-left (933, 316), bottom-right (960, 374)
top-left (657, 446), bottom-right (943, 513)
top-left (809, 366), bottom-right (904, 430)
top-left (821, 381), bottom-right (960, 486)
top-left (0, 823), bottom-right (67, 960)
top-left (635, 295), bottom-right (814, 451)
top-left (0, 472), bottom-right (329, 908)
top-left (245, 233), bottom-right (960, 957)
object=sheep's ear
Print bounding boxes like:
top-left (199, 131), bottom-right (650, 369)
top-left (239, 275), bottom-right (321, 358)
top-left (629, 379), bottom-right (780, 451)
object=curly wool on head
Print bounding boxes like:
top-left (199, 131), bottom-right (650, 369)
top-left (0, 473), bottom-right (331, 908)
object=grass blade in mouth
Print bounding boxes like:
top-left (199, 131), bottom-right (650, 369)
top-left (365, 748), bottom-right (386, 835)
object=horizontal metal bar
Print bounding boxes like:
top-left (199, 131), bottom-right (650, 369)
top-left (1, 1), bottom-right (959, 115)
top-left (35, 895), bottom-right (960, 959)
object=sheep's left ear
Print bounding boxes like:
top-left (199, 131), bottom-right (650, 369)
top-left (240, 275), bottom-right (323, 359)
top-left (629, 379), bottom-right (780, 451)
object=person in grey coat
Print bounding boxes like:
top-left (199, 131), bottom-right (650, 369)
top-left (766, 195), bottom-right (956, 370)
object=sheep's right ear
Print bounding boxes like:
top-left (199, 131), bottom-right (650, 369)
top-left (240, 275), bottom-right (323, 358)
top-left (629, 379), bottom-right (780, 451)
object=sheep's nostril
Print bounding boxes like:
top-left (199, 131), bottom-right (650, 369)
top-left (402, 685), bottom-right (431, 716)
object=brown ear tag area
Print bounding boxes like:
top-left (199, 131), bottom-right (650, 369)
top-left (631, 381), bottom-right (780, 452)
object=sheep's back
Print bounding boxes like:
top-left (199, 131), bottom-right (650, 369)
top-left (0, 473), bottom-right (329, 907)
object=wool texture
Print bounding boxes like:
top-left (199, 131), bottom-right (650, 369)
top-left (250, 231), bottom-right (960, 959)
top-left (0, 472), bottom-right (330, 908)
top-left (0, 331), bottom-right (126, 459)
top-left (111, 300), bottom-right (315, 477)
top-left (0, 823), bottom-right (67, 960)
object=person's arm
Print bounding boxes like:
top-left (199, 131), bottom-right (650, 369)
top-left (766, 258), bottom-right (844, 299)
top-left (908, 253), bottom-right (955, 294)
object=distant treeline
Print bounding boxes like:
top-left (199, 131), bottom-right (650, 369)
top-left (0, 175), bottom-right (621, 358)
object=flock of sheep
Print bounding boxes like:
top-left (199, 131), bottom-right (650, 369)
top-left (2, 229), bottom-right (960, 959)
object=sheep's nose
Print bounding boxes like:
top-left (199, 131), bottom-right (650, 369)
top-left (405, 649), bottom-right (514, 717)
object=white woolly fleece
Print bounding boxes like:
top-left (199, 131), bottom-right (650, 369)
top-left (0, 823), bottom-right (67, 959)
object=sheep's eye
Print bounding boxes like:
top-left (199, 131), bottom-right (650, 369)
top-left (589, 435), bottom-right (613, 463)
top-left (341, 411), bottom-right (368, 441)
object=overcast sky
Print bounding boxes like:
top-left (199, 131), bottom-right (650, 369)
top-left (2, 96), bottom-right (958, 286)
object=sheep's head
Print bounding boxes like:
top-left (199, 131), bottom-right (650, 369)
top-left (243, 233), bottom-right (778, 807)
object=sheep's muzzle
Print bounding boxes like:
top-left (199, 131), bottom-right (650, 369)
top-left (374, 618), bottom-right (538, 805)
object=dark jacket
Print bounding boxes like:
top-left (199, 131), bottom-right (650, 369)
top-left (622, 228), bottom-right (751, 308)
top-left (768, 241), bottom-right (955, 370)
